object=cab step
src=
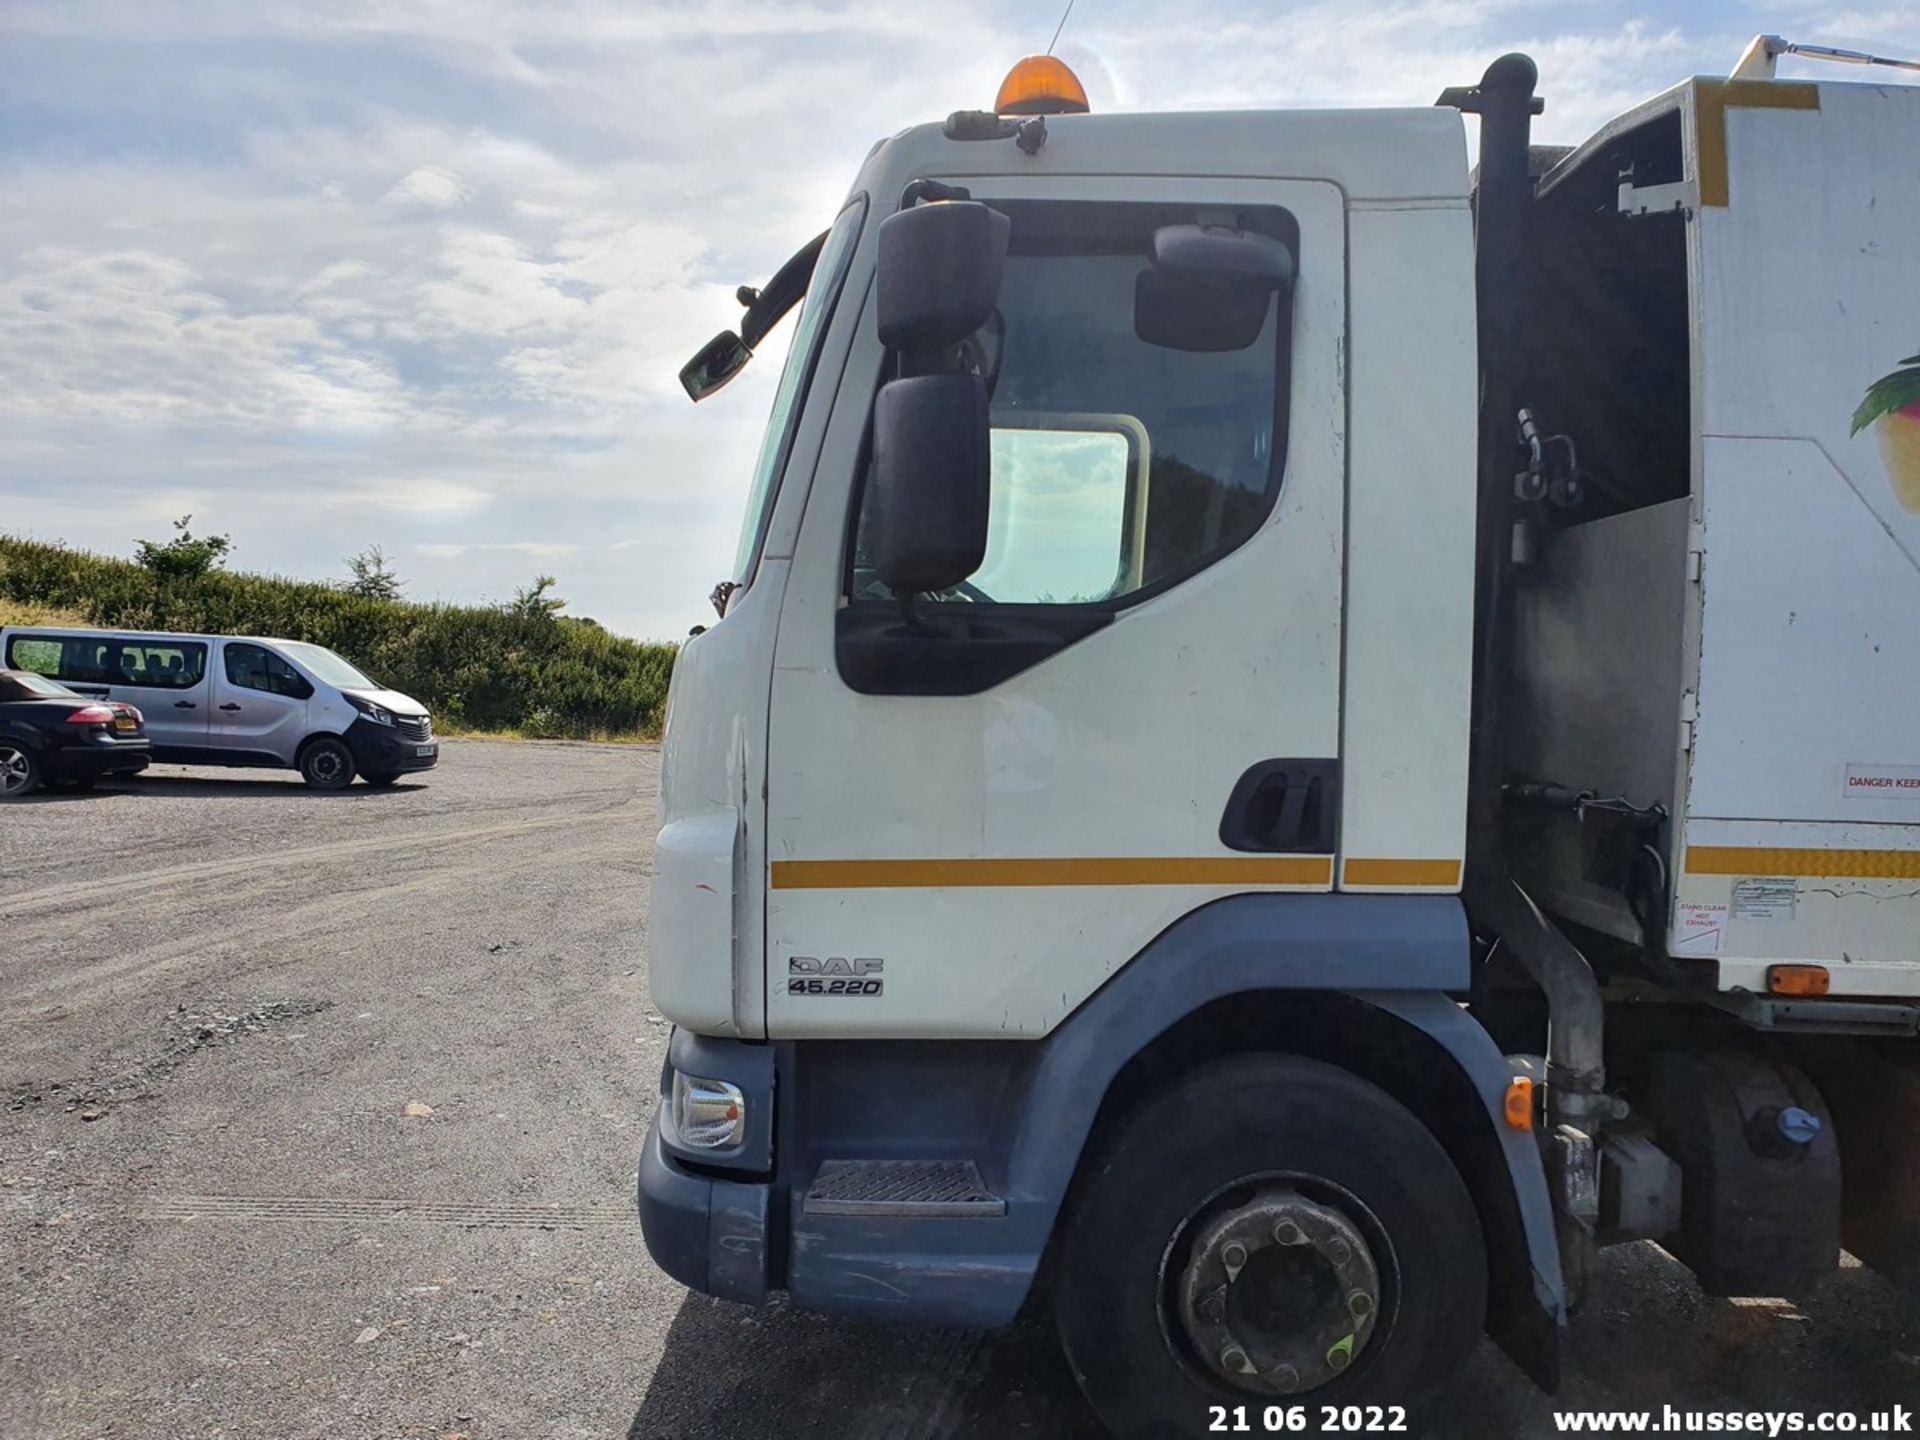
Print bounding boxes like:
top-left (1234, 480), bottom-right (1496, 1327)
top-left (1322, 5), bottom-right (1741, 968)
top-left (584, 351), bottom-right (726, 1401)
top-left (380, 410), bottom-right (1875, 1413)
top-left (802, 1159), bottom-right (1006, 1218)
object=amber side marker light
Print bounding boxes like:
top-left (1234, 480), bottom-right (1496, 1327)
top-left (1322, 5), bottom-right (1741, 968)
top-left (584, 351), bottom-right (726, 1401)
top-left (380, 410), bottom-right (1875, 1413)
top-left (1503, 1076), bottom-right (1534, 1130)
top-left (1768, 964), bottom-right (1831, 997)
top-left (995, 54), bottom-right (1090, 116)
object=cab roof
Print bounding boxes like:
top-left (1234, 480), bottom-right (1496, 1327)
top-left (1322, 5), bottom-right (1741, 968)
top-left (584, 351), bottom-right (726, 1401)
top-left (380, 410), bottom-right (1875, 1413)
top-left (855, 106), bottom-right (1471, 207)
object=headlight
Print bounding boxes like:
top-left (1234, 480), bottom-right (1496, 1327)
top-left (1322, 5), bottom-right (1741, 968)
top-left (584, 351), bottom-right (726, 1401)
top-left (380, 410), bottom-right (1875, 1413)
top-left (349, 696), bottom-right (394, 726)
top-left (671, 1071), bottom-right (746, 1150)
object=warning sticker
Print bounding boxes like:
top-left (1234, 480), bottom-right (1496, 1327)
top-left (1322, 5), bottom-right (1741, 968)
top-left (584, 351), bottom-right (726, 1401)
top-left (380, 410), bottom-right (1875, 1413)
top-left (1845, 763), bottom-right (1920, 798)
top-left (1732, 876), bottom-right (1797, 922)
top-left (1673, 902), bottom-right (1728, 955)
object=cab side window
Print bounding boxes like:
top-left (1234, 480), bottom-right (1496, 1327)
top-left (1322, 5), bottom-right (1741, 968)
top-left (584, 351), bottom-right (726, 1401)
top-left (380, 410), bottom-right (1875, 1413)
top-left (225, 643), bottom-right (313, 699)
top-left (851, 200), bottom-right (1296, 610)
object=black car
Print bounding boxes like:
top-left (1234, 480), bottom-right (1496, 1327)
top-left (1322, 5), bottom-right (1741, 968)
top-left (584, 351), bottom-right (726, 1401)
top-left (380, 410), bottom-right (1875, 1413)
top-left (0, 668), bottom-right (151, 799)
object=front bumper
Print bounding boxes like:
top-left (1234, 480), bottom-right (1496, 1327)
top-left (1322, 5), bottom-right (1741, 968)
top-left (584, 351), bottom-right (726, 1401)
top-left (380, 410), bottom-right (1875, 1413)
top-left (635, 1028), bottom-right (1041, 1327)
top-left (638, 1029), bottom-right (774, 1303)
top-left (638, 1114), bottom-right (771, 1303)
top-left (344, 717), bottom-right (438, 775)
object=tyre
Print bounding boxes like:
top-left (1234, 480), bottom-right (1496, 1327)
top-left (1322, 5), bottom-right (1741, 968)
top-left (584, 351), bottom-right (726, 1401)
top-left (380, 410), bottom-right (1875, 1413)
top-left (298, 737), bottom-right (356, 791)
top-left (0, 742), bottom-right (41, 800)
top-left (362, 771), bottom-right (400, 788)
top-left (1055, 1054), bottom-right (1486, 1439)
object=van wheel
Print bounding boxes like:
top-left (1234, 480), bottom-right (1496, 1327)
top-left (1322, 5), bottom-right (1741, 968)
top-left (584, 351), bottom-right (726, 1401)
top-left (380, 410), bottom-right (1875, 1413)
top-left (299, 738), bottom-right (356, 791)
top-left (0, 742), bottom-right (41, 799)
top-left (362, 771), bottom-right (400, 788)
top-left (1054, 1054), bottom-right (1486, 1439)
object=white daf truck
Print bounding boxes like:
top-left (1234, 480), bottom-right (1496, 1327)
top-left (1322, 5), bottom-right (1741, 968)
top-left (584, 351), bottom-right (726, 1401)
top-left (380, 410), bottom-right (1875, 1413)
top-left (639, 42), bottom-right (1920, 1437)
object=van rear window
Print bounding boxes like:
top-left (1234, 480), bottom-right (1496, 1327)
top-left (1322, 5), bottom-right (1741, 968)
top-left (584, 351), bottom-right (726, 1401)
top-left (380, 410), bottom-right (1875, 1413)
top-left (4, 634), bottom-right (208, 690)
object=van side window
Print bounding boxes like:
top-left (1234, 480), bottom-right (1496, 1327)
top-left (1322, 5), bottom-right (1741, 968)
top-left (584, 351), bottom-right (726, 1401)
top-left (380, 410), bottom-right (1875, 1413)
top-left (225, 644), bottom-right (313, 699)
top-left (110, 642), bottom-right (208, 690)
top-left (1, 634), bottom-right (206, 689)
top-left (4, 636), bottom-right (62, 678)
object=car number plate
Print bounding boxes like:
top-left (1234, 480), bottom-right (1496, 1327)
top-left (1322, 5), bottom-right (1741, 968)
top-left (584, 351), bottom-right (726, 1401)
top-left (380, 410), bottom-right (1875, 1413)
top-left (114, 717), bottom-right (138, 733)
top-left (415, 744), bottom-right (435, 757)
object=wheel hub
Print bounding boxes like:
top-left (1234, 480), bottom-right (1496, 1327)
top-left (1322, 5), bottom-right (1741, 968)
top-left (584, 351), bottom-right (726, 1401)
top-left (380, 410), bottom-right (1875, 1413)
top-left (1174, 1186), bottom-right (1380, 1395)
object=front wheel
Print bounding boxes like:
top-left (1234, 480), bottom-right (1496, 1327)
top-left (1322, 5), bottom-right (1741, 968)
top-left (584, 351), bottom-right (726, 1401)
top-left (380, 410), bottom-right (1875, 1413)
top-left (0, 742), bottom-right (41, 800)
top-left (299, 737), bottom-right (357, 791)
top-left (1055, 1054), bottom-right (1486, 1439)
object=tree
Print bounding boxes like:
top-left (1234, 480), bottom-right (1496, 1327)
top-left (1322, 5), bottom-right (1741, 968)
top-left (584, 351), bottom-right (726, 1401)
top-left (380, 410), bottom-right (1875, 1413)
top-left (134, 515), bottom-right (232, 581)
top-left (508, 574), bottom-right (567, 621)
top-left (343, 544), bottom-right (404, 600)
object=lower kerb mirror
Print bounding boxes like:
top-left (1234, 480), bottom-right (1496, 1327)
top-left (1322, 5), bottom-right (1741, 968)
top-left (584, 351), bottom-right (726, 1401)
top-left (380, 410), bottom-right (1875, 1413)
top-left (1135, 223), bottom-right (1294, 353)
top-left (1135, 270), bottom-right (1275, 352)
top-left (866, 373), bottom-right (992, 596)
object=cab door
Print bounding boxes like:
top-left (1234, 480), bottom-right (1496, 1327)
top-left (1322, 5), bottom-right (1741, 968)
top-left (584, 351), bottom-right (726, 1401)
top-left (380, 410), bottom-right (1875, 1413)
top-left (763, 177), bottom-right (1347, 1039)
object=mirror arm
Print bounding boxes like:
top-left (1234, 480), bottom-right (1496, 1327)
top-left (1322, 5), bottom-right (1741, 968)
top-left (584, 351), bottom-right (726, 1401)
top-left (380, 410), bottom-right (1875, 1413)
top-left (740, 230), bottom-right (827, 349)
top-left (900, 178), bottom-right (973, 207)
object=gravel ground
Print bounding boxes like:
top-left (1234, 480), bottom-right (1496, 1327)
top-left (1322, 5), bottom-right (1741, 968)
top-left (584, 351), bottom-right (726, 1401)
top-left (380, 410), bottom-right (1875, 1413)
top-left (2, 740), bottom-right (1915, 1439)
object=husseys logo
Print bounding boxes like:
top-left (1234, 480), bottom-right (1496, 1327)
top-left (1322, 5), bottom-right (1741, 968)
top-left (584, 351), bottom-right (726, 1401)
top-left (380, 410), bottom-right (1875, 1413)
top-left (787, 955), bottom-right (884, 997)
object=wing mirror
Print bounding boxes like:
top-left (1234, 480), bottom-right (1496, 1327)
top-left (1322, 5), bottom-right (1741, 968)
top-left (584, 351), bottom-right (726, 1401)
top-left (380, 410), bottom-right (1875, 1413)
top-left (876, 200), bottom-right (1011, 351)
top-left (1136, 223), bottom-right (1294, 352)
top-left (863, 197), bottom-right (1011, 596)
top-left (865, 374), bottom-right (992, 596)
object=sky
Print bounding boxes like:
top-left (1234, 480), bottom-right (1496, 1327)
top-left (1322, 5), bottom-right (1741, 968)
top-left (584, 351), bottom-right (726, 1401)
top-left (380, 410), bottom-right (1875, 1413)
top-left (2, 2), bottom-right (1915, 640)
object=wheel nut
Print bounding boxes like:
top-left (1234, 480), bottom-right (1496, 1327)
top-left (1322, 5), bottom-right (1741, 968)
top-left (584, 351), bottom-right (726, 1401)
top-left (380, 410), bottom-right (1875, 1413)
top-left (1327, 1239), bottom-right (1351, 1266)
top-left (1349, 1291), bottom-right (1374, 1321)
top-left (1222, 1240), bottom-right (1248, 1274)
top-left (1221, 1343), bottom-right (1256, 1375)
top-left (1273, 1220), bottom-right (1306, 1245)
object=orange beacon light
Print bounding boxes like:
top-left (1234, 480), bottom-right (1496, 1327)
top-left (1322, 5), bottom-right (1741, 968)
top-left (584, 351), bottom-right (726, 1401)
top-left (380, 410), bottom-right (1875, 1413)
top-left (995, 55), bottom-right (1091, 116)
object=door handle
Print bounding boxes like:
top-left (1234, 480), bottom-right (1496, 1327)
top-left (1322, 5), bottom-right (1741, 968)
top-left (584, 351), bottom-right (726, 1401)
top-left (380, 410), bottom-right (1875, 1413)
top-left (219, 703), bottom-right (242, 712)
top-left (174, 700), bottom-right (197, 709)
top-left (1219, 759), bottom-right (1340, 854)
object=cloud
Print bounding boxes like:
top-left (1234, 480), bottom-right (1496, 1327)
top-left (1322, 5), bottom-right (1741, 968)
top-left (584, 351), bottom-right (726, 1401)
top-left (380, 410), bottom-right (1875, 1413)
top-left (415, 539), bottom-right (582, 557)
top-left (0, 245), bottom-right (413, 433)
top-left (386, 164), bottom-right (472, 209)
top-left (356, 480), bottom-right (494, 515)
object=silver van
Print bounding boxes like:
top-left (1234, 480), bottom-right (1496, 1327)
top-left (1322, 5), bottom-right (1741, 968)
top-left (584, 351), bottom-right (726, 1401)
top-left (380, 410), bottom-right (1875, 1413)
top-left (0, 627), bottom-right (437, 789)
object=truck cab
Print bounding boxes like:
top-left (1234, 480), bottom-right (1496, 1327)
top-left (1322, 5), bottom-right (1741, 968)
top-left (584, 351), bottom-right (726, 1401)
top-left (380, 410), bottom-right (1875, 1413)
top-left (641, 50), bottom-right (1920, 1437)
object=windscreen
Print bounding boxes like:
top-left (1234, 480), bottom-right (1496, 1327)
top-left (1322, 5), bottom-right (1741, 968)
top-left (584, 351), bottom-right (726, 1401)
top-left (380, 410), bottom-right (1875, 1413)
top-left (278, 642), bottom-right (378, 690)
top-left (729, 195), bottom-right (868, 588)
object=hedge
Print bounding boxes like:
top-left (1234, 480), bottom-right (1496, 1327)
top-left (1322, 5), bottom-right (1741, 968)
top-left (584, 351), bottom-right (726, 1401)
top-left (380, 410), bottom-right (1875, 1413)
top-left (0, 536), bottom-right (676, 738)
